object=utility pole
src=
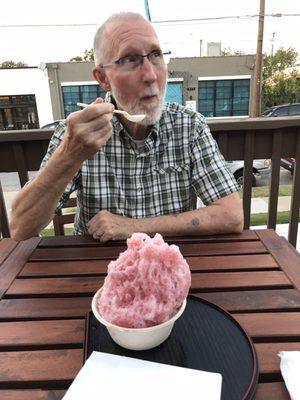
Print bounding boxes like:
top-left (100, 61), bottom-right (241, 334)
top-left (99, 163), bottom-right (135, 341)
top-left (271, 32), bottom-right (276, 56)
top-left (250, 0), bottom-right (265, 117)
top-left (144, 0), bottom-right (152, 21)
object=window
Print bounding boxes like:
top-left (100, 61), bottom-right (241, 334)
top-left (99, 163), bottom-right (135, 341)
top-left (165, 82), bottom-right (183, 104)
top-left (0, 95), bottom-right (39, 130)
top-left (289, 104), bottom-right (300, 116)
top-left (62, 85), bottom-right (106, 117)
top-left (273, 106), bottom-right (289, 116)
top-left (198, 79), bottom-right (250, 117)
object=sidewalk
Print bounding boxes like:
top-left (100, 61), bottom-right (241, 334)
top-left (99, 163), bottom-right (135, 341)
top-left (251, 196), bottom-right (292, 213)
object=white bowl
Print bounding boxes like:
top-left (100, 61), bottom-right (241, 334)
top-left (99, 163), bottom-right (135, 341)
top-left (91, 287), bottom-right (187, 351)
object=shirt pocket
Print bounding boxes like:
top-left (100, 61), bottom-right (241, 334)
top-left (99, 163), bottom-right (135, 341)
top-left (152, 163), bottom-right (190, 175)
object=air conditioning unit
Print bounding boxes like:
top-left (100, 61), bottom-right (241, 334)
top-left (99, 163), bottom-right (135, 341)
top-left (207, 42), bottom-right (222, 57)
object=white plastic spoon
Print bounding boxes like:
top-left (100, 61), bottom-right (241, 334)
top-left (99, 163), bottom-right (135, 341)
top-left (77, 102), bottom-right (145, 123)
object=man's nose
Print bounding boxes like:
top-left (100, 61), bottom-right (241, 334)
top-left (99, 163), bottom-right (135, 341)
top-left (140, 57), bottom-right (157, 83)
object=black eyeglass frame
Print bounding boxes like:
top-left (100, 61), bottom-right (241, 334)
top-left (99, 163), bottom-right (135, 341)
top-left (99, 50), bottom-right (171, 69)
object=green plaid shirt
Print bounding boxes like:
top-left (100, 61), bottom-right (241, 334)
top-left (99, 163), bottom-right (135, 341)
top-left (41, 103), bottom-right (238, 234)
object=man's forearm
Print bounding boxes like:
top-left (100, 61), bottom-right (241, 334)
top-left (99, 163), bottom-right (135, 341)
top-left (133, 193), bottom-right (244, 237)
top-left (10, 143), bottom-right (82, 240)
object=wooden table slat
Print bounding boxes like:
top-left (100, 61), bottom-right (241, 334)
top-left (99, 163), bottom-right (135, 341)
top-left (234, 312), bottom-right (300, 338)
top-left (0, 297), bottom-right (92, 320)
top-left (29, 240), bottom-right (267, 261)
top-left (2, 289), bottom-right (300, 320)
top-left (0, 319), bottom-right (84, 348)
top-left (256, 342), bottom-right (300, 376)
top-left (0, 343), bottom-right (297, 388)
top-left (5, 277), bottom-right (104, 296)
top-left (38, 230), bottom-right (259, 248)
top-left (255, 382), bottom-right (289, 400)
top-left (197, 288), bottom-right (300, 312)
top-left (5, 271), bottom-right (291, 297)
top-left (0, 390), bottom-right (65, 400)
top-left (0, 349), bottom-right (82, 385)
top-left (0, 238), bottom-right (18, 266)
top-left (20, 253), bottom-right (278, 277)
top-left (0, 238), bottom-right (41, 300)
top-left (257, 230), bottom-right (300, 292)
top-left (191, 271), bottom-right (291, 291)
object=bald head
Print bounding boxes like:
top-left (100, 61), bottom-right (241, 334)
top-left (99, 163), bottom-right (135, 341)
top-left (93, 12), bottom-right (153, 66)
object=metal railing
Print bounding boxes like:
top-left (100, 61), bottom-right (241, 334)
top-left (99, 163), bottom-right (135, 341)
top-left (1, 117), bottom-right (300, 246)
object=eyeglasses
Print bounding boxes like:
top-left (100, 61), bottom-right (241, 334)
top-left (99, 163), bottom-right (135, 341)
top-left (99, 50), bottom-right (171, 72)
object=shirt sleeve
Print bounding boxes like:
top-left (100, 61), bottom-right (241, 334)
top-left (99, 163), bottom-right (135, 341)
top-left (190, 114), bottom-right (239, 205)
top-left (40, 120), bottom-right (81, 211)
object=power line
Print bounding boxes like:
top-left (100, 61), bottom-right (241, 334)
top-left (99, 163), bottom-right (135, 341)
top-left (0, 23), bottom-right (98, 28)
top-left (153, 13), bottom-right (300, 24)
top-left (0, 13), bottom-right (299, 28)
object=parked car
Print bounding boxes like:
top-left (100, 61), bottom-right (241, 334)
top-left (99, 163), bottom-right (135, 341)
top-left (261, 103), bottom-right (300, 117)
top-left (227, 159), bottom-right (271, 187)
top-left (41, 120), bottom-right (63, 129)
top-left (280, 157), bottom-right (295, 175)
top-left (262, 104), bottom-right (298, 174)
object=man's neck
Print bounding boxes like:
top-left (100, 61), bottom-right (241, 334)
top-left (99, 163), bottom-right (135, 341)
top-left (119, 116), bottom-right (150, 140)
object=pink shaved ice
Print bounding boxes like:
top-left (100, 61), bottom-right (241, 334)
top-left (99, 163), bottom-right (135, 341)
top-left (97, 233), bottom-right (191, 328)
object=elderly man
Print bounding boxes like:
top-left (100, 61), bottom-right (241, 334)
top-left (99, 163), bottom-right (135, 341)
top-left (10, 12), bottom-right (243, 242)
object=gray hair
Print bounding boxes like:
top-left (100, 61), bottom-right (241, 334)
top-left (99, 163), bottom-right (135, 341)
top-left (93, 12), bottom-right (150, 66)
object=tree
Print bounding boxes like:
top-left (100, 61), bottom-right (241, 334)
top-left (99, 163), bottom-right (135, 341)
top-left (83, 49), bottom-right (94, 61)
top-left (263, 47), bottom-right (298, 80)
top-left (69, 49), bottom-right (94, 62)
top-left (221, 48), bottom-right (245, 56)
top-left (262, 47), bottom-right (299, 109)
top-left (263, 70), bottom-right (300, 108)
top-left (0, 60), bottom-right (27, 68)
top-left (69, 56), bottom-right (83, 62)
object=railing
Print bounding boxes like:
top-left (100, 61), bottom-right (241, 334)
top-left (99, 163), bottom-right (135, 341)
top-left (1, 117), bottom-right (300, 246)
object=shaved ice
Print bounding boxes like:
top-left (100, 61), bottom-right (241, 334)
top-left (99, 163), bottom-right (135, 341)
top-left (97, 233), bottom-right (191, 328)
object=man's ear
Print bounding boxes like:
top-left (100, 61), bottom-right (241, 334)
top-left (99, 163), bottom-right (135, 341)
top-left (93, 67), bottom-right (111, 91)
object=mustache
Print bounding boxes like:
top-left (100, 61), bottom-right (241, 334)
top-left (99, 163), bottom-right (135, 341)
top-left (138, 87), bottom-right (160, 99)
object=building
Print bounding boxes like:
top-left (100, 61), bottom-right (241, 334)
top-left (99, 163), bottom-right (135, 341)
top-left (47, 55), bottom-right (255, 121)
top-left (0, 54), bottom-right (255, 129)
top-left (0, 66), bottom-right (53, 130)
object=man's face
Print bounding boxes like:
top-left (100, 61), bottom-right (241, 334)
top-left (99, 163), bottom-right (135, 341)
top-left (102, 19), bottom-right (168, 126)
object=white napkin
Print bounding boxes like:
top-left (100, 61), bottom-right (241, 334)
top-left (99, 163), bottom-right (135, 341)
top-left (279, 351), bottom-right (300, 400)
top-left (63, 351), bottom-right (222, 400)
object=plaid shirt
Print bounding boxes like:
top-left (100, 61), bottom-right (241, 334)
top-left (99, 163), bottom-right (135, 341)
top-left (41, 102), bottom-right (238, 234)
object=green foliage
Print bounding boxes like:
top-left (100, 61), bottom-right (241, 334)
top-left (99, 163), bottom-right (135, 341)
top-left (263, 70), bottom-right (300, 108)
top-left (69, 48), bottom-right (94, 62)
top-left (240, 184), bottom-right (293, 198)
top-left (83, 49), bottom-right (94, 61)
top-left (263, 47), bottom-right (298, 80)
top-left (250, 211), bottom-right (293, 226)
top-left (0, 60), bottom-right (27, 68)
top-left (221, 48), bottom-right (245, 56)
top-left (262, 47), bottom-right (299, 109)
top-left (69, 56), bottom-right (83, 62)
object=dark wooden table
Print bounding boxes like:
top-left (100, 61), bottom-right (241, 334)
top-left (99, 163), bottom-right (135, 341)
top-left (0, 229), bottom-right (300, 399)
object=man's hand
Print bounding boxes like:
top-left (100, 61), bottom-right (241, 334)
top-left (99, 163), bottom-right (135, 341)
top-left (87, 210), bottom-right (136, 242)
top-left (62, 98), bottom-right (114, 163)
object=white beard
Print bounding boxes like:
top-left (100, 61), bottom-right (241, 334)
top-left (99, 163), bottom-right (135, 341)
top-left (111, 85), bottom-right (166, 126)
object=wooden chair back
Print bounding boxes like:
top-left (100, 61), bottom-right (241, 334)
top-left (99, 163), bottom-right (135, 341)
top-left (0, 181), bottom-right (10, 238)
top-left (52, 197), bottom-right (77, 236)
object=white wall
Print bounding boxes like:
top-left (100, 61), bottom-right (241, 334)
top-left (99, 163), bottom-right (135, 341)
top-left (0, 67), bottom-right (53, 127)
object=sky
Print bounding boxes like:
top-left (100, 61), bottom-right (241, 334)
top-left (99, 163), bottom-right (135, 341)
top-left (0, 0), bottom-right (299, 66)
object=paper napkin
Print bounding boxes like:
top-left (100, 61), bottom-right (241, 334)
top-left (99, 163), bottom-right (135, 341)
top-left (279, 351), bottom-right (300, 400)
top-left (63, 351), bottom-right (222, 400)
